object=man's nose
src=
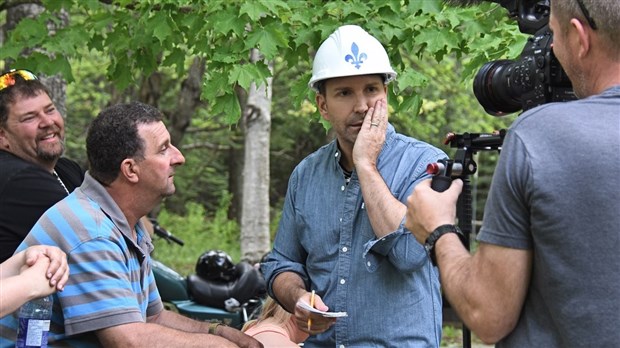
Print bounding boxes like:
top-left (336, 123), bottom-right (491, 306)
top-left (353, 96), bottom-right (370, 114)
top-left (38, 112), bottom-right (57, 128)
top-left (172, 145), bottom-right (186, 166)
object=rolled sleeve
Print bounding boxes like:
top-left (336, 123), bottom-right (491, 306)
top-left (261, 257), bottom-right (310, 299)
top-left (363, 217), bottom-right (427, 272)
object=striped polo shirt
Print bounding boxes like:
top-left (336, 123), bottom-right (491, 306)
top-left (0, 172), bottom-right (164, 347)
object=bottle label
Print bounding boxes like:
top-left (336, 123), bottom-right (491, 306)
top-left (17, 318), bottom-right (50, 348)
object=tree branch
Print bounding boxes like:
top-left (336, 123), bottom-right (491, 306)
top-left (180, 142), bottom-right (231, 151)
top-left (185, 124), bottom-right (234, 134)
top-left (0, 0), bottom-right (194, 13)
top-left (0, 0), bottom-right (42, 12)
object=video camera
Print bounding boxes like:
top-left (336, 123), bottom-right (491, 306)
top-left (473, 0), bottom-right (577, 115)
top-left (431, 0), bottom-right (578, 183)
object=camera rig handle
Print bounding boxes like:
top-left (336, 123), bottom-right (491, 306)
top-left (427, 130), bottom-right (505, 348)
top-left (428, 130), bottom-right (505, 191)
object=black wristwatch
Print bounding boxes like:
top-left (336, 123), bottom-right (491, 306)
top-left (424, 224), bottom-right (467, 266)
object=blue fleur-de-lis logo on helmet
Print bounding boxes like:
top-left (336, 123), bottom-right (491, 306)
top-left (345, 42), bottom-right (367, 69)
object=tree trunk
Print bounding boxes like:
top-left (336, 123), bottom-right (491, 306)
top-left (227, 127), bottom-right (244, 223)
top-left (170, 57), bottom-right (205, 147)
top-left (240, 49), bottom-right (272, 263)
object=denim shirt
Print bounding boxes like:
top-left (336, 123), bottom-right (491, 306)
top-left (262, 124), bottom-right (447, 347)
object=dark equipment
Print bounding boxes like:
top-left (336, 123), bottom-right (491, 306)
top-left (473, 0), bottom-right (576, 116)
top-left (196, 250), bottom-right (237, 282)
top-left (150, 218), bottom-right (266, 328)
top-left (428, 131), bottom-right (505, 348)
top-left (428, 132), bottom-right (505, 244)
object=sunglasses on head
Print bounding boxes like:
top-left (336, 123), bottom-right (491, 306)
top-left (0, 69), bottom-right (39, 92)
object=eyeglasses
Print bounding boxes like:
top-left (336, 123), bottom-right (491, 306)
top-left (0, 69), bottom-right (38, 92)
top-left (575, 0), bottom-right (598, 30)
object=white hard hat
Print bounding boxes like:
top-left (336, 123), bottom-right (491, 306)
top-left (308, 25), bottom-right (397, 92)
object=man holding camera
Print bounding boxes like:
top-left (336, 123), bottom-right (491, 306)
top-left (406, 1), bottom-right (620, 347)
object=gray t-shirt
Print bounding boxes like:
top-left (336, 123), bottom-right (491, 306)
top-left (478, 85), bottom-right (620, 347)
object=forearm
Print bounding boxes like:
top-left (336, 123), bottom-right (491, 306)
top-left (148, 309), bottom-right (206, 332)
top-left (436, 235), bottom-right (531, 343)
top-left (272, 272), bottom-right (307, 314)
top-left (97, 321), bottom-right (237, 348)
top-left (147, 310), bottom-right (260, 348)
top-left (356, 163), bottom-right (405, 237)
top-left (0, 253), bottom-right (57, 317)
top-left (0, 250), bottom-right (27, 278)
top-left (435, 235), bottom-right (483, 323)
top-left (0, 275), bottom-right (37, 317)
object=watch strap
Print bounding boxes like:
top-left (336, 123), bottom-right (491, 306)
top-left (424, 224), bottom-right (466, 266)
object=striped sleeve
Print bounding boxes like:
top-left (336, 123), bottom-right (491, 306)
top-left (28, 199), bottom-right (157, 336)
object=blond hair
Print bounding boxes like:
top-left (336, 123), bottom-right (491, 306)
top-left (242, 296), bottom-right (292, 332)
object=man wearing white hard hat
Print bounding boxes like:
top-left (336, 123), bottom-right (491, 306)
top-left (262, 25), bottom-right (447, 347)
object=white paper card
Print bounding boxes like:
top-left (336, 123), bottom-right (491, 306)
top-left (297, 301), bottom-right (348, 318)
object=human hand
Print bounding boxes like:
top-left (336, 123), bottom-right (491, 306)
top-left (215, 325), bottom-right (263, 348)
top-left (405, 178), bottom-right (463, 244)
top-left (295, 292), bottom-right (336, 335)
top-left (24, 245), bottom-right (69, 291)
top-left (352, 98), bottom-right (387, 170)
top-left (19, 256), bottom-right (58, 298)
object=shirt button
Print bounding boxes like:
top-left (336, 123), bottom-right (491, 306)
top-left (342, 247), bottom-right (348, 252)
top-left (335, 152), bottom-right (339, 157)
top-left (340, 279), bottom-right (345, 285)
top-left (341, 185), bottom-right (345, 191)
top-left (367, 261), bottom-right (371, 267)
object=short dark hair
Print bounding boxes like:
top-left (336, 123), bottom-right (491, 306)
top-left (86, 102), bottom-right (163, 185)
top-left (0, 74), bottom-right (51, 127)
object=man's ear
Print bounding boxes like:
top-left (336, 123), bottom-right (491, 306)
top-left (0, 127), bottom-right (9, 149)
top-left (316, 94), bottom-right (330, 122)
top-left (570, 18), bottom-right (591, 58)
top-left (120, 158), bottom-right (140, 183)
top-left (383, 84), bottom-right (388, 99)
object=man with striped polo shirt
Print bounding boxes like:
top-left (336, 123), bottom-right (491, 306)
top-left (0, 102), bottom-right (261, 347)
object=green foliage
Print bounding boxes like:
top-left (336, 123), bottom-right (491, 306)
top-left (269, 208), bottom-right (282, 242)
top-left (441, 324), bottom-right (491, 347)
top-left (153, 194), bottom-right (241, 276)
top-left (203, 191), bottom-right (240, 249)
top-left (3, 0), bottom-right (531, 258)
top-left (441, 324), bottom-right (463, 347)
top-left (3, 0), bottom-right (526, 124)
top-left (63, 51), bottom-right (114, 166)
top-left (389, 53), bottom-right (514, 228)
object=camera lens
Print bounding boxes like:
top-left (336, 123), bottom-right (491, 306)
top-left (473, 60), bottom-right (523, 116)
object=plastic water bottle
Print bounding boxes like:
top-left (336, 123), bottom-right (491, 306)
top-left (15, 295), bottom-right (53, 348)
